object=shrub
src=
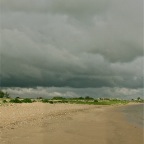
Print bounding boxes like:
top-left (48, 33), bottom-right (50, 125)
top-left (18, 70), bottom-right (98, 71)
top-left (52, 97), bottom-right (65, 100)
top-left (78, 97), bottom-right (84, 100)
top-left (10, 98), bottom-right (22, 103)
top-left (49, 101), bottom-right (54, 104)
top-left (3, 100), bottom-right (7, 103)
top-left (42, 99), bottom-right (49, 103)
top-left (85, 96), bottom-right (94, 100)
top-left (32, 100), bottom-right (37, 102)
top-left (94, 100), bottom-right (98, 102)
top-left (37, 97), bottom-right (43, 99)
top-left (22, 98), bottom-right (32, 103)
top-left (62, 100), bottom-right (68, 103)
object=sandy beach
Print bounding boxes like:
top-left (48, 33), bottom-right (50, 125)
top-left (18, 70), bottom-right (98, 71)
top-left (0, 103), bottom-right (143, 144)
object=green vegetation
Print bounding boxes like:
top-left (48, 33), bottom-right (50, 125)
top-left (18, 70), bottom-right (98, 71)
top-left (85, 96), bottom-right (94, 100)
top-left (9, 98), bottom-right (33, 103)
top-left (52, 97), bottom-right (66, 100)
top-left (40, 97), bottom-right (129, 105)
top-left (0, 90), bottom-right (10, 98)
top-left (42, 99), bottom-right (50, 103)
top-left (21, 98), bottom-right (33, 103)
top-left (49, 101), bottom-right (54, 104)
top-left (3, 100), bottom-right (7, 103)
top-left (0, 90), bottom-right (144, 105)
top-left (10, 98), bottom-right (22, 103)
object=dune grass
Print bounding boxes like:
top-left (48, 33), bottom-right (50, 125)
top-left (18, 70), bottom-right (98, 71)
top-left (0, 90), bottom-right (143, 106)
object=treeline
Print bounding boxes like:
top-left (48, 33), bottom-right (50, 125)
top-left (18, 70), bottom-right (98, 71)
top-left (0, 90), bottom-right (10, 98)
top-left (0, 90), bottom-right (143, 105)
top-left (40, 97), bottom-right (129, 105)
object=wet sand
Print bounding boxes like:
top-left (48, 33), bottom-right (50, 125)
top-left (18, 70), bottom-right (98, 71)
top-left (0, 103), bottom-right (143, 144)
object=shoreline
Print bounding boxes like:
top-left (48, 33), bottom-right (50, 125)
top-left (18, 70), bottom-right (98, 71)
top-left (1, 103), bottom-right (143, 144)
top-left (120, 103), bottom-right (144, 128)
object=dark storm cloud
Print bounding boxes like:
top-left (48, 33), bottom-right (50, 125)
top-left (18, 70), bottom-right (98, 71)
top-left (0, 0), bottom-right (143, 90)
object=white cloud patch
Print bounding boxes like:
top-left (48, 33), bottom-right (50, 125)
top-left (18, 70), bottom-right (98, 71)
top-left (2, 87), bottom-right (143, 100)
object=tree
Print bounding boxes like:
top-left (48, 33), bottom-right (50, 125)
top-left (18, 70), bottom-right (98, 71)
top-left (137, 97), bottom-right (141, 101)
top-left (78, 97), bottom-right (84, 100)
top-left (4, 92), bottom-right (10, 98)
top-left (0, 90), bottom-right (10, 98)
top-left (85, 96), bottom-right (94, 100)
top-left (0, 90), bottom-right (5, 98)
top-left (52, 97), bottom-right (65, 100)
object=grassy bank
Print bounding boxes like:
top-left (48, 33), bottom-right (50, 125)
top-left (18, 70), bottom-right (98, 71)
top-left (0, 96), bottom-right (143, 106)
top-left (0, 90), bottom-right (143, 106)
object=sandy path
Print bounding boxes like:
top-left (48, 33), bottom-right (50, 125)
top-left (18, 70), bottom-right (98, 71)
top-left (0, 103), bottom-right (143, 144)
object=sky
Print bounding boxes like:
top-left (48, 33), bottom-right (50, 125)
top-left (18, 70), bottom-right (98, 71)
top-left (0, 0), bottom-right (143, 99)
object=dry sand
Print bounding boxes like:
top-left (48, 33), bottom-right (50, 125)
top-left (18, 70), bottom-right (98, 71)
top-left (0, 103), bottom-right (143, 144)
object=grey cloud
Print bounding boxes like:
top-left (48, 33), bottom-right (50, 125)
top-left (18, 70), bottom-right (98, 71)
top-left (1, 0), bottom-right (109, 16)
top-left (1, 11), bottom-right (142, 63)
top-left (1, 42), bottom-right (143, 88)
top-left (0, 0), bottom-right (143, 89)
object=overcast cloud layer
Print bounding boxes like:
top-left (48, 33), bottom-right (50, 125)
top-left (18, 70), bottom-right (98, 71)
top-left (0, 0), bottom-right (143, 98)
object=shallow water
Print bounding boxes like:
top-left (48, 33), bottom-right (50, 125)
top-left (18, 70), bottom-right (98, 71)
top-left (121, 104), bottom-right (144, 128)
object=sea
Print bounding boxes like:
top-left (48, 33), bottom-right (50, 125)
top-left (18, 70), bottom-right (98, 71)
top-left (121, 104), bottom-right (144, 128)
